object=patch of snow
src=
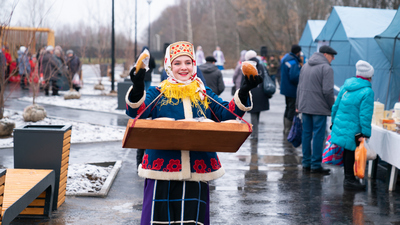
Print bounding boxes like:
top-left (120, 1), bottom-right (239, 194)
top-left (66, 163), bottom-right (113, 194)
top-left (18, 96), bottom-right (125, 115)
top-left (0, 109), bottom-right (125, 149)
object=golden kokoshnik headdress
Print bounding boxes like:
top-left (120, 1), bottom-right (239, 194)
top-left (161, 41), bottom-right (209, 109)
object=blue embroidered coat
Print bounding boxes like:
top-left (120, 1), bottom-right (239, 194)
top-left (125, 86), bottom-right (252, 181)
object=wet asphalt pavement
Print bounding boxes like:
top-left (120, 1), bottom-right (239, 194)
top-left (1, 72), bottom-right (400, 224)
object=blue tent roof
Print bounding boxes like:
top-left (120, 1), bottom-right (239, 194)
top-left (299, 20), bottom-right (326, 59)
top-left (315, 6), bottom-right (397, 109)
top-left (375, 9), bottom-right (400, 108)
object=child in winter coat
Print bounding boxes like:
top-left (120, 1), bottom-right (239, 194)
top-left (330, 60), bottom-right (374, 190)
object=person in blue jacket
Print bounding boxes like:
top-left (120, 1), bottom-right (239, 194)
top-left (330, 60), bottom-right (374, 190)
top-left (125, 41), bottom-right (261, 224)
top-left (280, 44), bottom-right (302, 134)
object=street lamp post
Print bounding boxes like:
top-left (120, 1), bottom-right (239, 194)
top-left (147, 0), bottom-right (152, 49)
top-left (111, 0), bottom-right (115, 93)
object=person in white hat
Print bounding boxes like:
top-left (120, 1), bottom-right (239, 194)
top-left (17, 46), bottom-right (30, 89)
top-left (243, 49), bottom-right (270, 139)
top-left (330, 60), bottom-right (374, 190)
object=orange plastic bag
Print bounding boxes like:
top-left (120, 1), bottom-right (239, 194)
top-left (354, 138), bottom-right (367, 179)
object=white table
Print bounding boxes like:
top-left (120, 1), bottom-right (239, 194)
top-left (368, 124), bottom-right (400, 191)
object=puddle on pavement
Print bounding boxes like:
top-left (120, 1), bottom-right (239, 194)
top-left (237, 154), bottom-right (302, 166)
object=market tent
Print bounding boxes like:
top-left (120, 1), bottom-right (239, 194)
top-left (315, 6), bottom-right (397, 109)
top-left (375, 8), bottom-right (400, 109)
top-left (299, 20), bottom-right (326, 59)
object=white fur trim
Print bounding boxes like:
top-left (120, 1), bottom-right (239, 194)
top-left (182, 98), bottom-right (193, 119)
top-left (234, 89), bottom-right (253, 111)
top-left (187, 166), bottom-right (225, 181)
top-left (125, 85), bottom-right (146, 109)
top-left (181, 150), bottom-right (191, 179)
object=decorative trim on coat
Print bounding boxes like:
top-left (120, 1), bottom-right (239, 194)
top-left (137, 150), bottom-right (225, 181)
top-left (182, 97), bottom-right (193, 119)
top-left (234, 89), bottom-right (253, 111)
top-left (125, 86), bottom-right (146, 109)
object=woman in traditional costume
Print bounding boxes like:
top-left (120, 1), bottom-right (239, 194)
top-left (125, 41), bottom-right (261, 224)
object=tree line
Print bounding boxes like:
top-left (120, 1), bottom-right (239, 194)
top-left (40, 0), bottom-right (400, 69)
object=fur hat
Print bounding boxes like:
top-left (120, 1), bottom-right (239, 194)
top-left (356, 60), bottom-right (374, 78)
top-left (245, 50), bottom-right (257, 61)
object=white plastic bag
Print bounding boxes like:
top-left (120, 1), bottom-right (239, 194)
top-left (364, 138), bottom-right (377, 160)
top-left (72, 73), bottom-right (82, 87)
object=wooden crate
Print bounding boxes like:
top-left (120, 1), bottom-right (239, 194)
top-left (122, 119), bottom-right (252, 152)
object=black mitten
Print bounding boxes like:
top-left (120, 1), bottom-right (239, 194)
top-left (355, 133), bottom-right (367, 147)
top-left (128, 67), bottom-right (146, 102)
top-left (238, 75), bottom-right (263, 104)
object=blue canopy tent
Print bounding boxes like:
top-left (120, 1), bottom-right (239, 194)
top-left (299, 20), bottom-right (326, 60)
top-left (315, 6), bottom-right (397, 109)
top-left (375, 8), bottom-right (400, 110)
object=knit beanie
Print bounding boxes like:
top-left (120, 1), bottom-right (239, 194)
top-left (245, 50), bottom-right (257, 61)
top-left (356, 60), bottom-right (374, 78)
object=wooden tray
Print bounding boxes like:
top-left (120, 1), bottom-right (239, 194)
top-left (122, 119), bottom-right (252, 152)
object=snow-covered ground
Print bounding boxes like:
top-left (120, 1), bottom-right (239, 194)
top-left (18, 95), bottom-right (125, 115)
top-left (0, 109), bottom-right (125, 149)
top-left (66, 163), bottom-right (113, 195)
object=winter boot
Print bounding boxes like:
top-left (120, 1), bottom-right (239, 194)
top-left (44, 89), bottom-right (49, 96)
top-left (343, 175), bottom-right (366, 191)
top-left (283, 117), bottom-right (292, 135)
top-left (52, 89), bottom-right (59, 96)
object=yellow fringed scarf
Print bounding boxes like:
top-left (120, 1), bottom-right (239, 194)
top-left (159, 80), bottom-right (210, 110)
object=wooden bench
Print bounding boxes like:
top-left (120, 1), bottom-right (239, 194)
top-left (1, 169), bottom-right (55, 225)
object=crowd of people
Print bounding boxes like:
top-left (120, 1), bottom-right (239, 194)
top-left (0, 45), bottom-right (82, 95)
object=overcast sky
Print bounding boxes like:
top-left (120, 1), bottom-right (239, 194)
top-left (6, 0), bottom-right (176, 40)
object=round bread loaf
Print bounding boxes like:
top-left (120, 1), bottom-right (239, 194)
top-left (241, 61), bottom-right (258, 78)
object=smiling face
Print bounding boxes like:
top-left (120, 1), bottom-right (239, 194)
top-left (171, 55), bottom-right (194, 82)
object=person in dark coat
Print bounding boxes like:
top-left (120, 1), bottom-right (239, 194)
top-left (267, 55), bottom-right (280, 86)
top-left (66, 50), bottom-right (82, 91)
top-left (41, 45), bottom-right (60, 96)
top-left (243, 50), bottom-right (270, 139)
top-left (280, 44), bottom-right (302, 135)
top-left (199, 56), bottom-right (225, 95)
top-left (17, 46), bottom-right (31, 89)
top-left (296, 45), bottom-right (336, 175)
